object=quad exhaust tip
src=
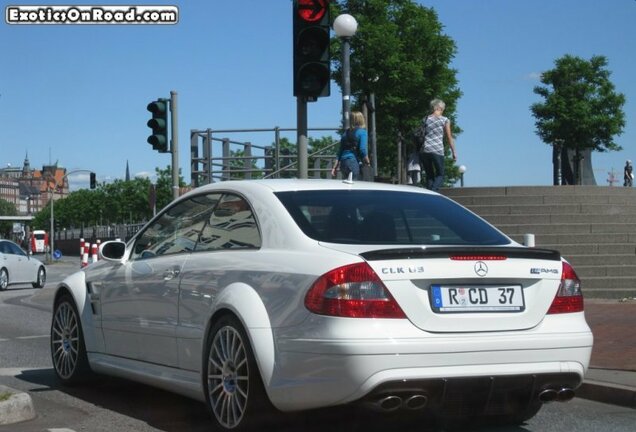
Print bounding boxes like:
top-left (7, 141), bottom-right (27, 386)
top-left (539, 387), bottom-right (575, 403)
top-left (371, 394), bottom-right (429, 412)
top-left (404, 394), bottom-right (428, 410)
top-left (557, 387), bottom-right (575, 402)
top-left (378, 395), bottom-right (402, 412)
top-left (368, 387), bottom-right (573, 412)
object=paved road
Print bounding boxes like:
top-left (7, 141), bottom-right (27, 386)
top-left (1, 260), bottom-right (635, 431)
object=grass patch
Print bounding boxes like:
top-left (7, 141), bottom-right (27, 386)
top-left (0, 391), bottom-right (12, 402)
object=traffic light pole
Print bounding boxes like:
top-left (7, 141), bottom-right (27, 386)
top-left (297, 97), bottom-right (308, 179)
top-left (170, 90), bottom-right (179, 200)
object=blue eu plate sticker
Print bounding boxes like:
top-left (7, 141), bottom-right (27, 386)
top-left (431, 285), bottom-right (442, 308)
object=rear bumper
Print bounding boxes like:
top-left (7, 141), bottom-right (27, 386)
top-left (265, 316), bottom-right (592, 411)
top-left (357, 372), bottom-right (582, 418)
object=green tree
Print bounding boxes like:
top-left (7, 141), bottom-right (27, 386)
top-left (31, 166), bottom-right (187, 230)
top-left (0, 198), bottom-right (18, 238)
top-left (101, 177), bottom-right (153, 224)
top-left (309, 136), bottom-right (340, 175)
top-left (261, 137), bottom-right (339, 178)
top-left (228, 148), bottom-right (262, 180)
top-left (531, 55), bottom-right (626, 184)
top-left (154, 165), bottom-right (187, 211)
top-left (331, 0), bottom-right (461, 184)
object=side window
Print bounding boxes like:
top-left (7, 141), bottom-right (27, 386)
top-left (0, 242), bottom-right (9, 254)
top-left (196, 194), bottom-right (261, 251)
top-left (8, 243), bottom-right (26, 256)
top-left (131, 194), bottom-right (221, 260)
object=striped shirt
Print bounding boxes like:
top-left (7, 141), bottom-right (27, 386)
top-left (422, 115), bottom-right (448, 156)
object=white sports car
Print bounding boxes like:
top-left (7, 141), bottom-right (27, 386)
top-left (49, 179), bottom-right (593, 430)
top-left (0, 239), bottom-right (46, 290)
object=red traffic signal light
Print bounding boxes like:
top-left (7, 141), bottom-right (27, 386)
top-left (293, 0), bottom-right (330, 99)
top-left (297, 0), bottom-right (327, 22)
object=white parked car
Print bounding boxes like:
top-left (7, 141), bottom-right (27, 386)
top-left (49, 179), bottom-right (593, 430)
top-left (0, 239), bottom-right (46, 290)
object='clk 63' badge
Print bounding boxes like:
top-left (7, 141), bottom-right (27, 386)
top-left (381, 266), bottom-right (425, 275)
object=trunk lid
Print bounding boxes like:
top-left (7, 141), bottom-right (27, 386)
top-left (322, 243), bottom-right (563, 333)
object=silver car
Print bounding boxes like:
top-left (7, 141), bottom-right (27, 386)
top-left (50, 179), bottom-right (593, 430)
top-left (0, 239), bottom-right (46, 290)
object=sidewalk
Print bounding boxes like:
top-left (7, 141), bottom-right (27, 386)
top-left (578, 298), bottom-right (636, 408)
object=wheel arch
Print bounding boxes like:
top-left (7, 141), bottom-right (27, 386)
top-left (52, 271), bottom-right (104, 353)
top-left (203, 283), bottom-right (275, 390)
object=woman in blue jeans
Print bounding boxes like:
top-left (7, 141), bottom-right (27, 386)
top-left (332, 111), bottom-right (370, 180)
top-left (420, 99), bottom-right (457, 191)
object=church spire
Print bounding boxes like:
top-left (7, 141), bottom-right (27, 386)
top-left (125, 160), bottom-right (130, 181)
top-left (22, 152), bottom-right (31, 178)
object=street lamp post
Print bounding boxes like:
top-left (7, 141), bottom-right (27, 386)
top-left (458, 165), bottom-right (467, 187)
top-left (334, 14), bottom-right (358, 130)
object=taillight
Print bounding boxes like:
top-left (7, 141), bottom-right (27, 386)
top-left (305, 262), bottom-right (406, 318)
top-left (547, 261), bottom-right (584, 314)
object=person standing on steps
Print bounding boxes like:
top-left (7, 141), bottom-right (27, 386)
top-left (332, 111), bottom-right (370, 180)
top-left (624, 160), bottom-right (633, 187)
top-left (418, 99), bottom-right (457, 191)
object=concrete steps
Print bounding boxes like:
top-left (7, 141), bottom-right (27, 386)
top-left (442, 186), bottom-right (636, 299)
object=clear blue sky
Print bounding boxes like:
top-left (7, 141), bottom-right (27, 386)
top-left (1, 0), bottom-right (634, 188)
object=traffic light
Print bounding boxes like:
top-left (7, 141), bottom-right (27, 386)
top-left (147, 99), bottom-right (169, 153)
top-left (293, 0), bottom-right (330, 99)
top-left (89, 172), bottom-right (96, 189)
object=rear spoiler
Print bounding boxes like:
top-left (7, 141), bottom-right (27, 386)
top-left (360, 246), bottom-right (561, 262)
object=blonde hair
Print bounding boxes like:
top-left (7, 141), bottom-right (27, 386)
top-left (430, 99), bottom-right (446, 112)
top-left (351, 111), bottom-right (366, 128)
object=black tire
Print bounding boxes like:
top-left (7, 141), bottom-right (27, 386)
top-left (50, 293), bottom-right (92, 385)
top-left (203, 315), bottom-right (276, 431)
top-left (32, 266), bottom-right (46, 288)
top-left (0, 268), bottom-right (8, 291)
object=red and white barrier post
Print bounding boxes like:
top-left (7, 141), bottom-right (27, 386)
top-left (81, 244), bottom-right (89, 268)
top-left (91, 243), bottom-right (98, 263)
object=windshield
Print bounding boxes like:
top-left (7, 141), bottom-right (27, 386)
top-left (275, 190), bottom-right (511, 246)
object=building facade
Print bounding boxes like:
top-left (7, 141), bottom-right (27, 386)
top-left (0, 155), bottom-right (69, 216)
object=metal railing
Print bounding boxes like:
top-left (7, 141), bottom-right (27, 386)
top-left (53, 223), bottom-right (145, 243)
top-left (189, 127), bottom-right (342, 186)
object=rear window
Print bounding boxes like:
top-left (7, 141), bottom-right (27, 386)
top-left (275, 190), bottom-right (510, 246)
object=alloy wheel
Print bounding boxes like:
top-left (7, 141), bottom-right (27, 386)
top-left (51, 301), bottom-right (80, 379)
top-left (207, 325), bottom-right (250, 429)
top-left (0, 269), bottom-right (7, 290)
top-left (35, 267), bottom-right (46, 288)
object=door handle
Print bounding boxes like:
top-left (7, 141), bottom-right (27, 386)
top-left (163, 267), bottom-right (181, 281)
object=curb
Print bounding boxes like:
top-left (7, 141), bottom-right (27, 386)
top-left (577, 381), bottom-right (636, 409)
top-left (0, 385), bottom-right (36, 425)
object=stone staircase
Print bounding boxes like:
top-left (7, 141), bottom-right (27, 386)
top-left (441, 186), bottom-right (636, 299)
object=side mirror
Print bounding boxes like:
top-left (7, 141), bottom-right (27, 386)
top-left (100, 240), bottom-right (126, 261)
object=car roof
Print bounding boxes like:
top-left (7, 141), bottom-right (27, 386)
top-left (182, 179), bottom-right (439, 197)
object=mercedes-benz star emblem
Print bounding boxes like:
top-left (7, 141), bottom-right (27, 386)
top-left (474, 261), bottom-right (488, 277)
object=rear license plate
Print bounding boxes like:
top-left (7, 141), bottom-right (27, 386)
top-left (430, 285), bottom-right (525, 313)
